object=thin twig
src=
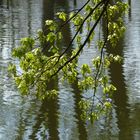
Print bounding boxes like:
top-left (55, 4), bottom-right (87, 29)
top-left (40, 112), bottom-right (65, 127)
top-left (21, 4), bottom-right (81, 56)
top-left (90, 0), bottom-right (110, 114)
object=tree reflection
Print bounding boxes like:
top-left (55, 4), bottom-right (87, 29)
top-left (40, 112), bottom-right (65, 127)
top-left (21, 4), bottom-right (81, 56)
top-left (107, 41), bottom-right (133, 140)
top-left (74, 0), bottom-right (77, 6)
top-left (102, 1), bottom-right (133, 138)
top-left (29, 92), bottom-right (59, 140)
top-left (0, 0), bottom-right (2, 6)
top-left (72, 81), bottom-right (88, 140)
top-left (128, 0), bottom-right (131, 20)
top-left (29, 1), bottom-right (59, 139)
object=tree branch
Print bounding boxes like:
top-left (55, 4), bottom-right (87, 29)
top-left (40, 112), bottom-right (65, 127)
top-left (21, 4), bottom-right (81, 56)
top-left (51, 0), bottom-right (110, 78)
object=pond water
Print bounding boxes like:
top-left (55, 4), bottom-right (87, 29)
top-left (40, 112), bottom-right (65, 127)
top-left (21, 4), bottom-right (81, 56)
top-left (0, 0), bottom-right (140, 140)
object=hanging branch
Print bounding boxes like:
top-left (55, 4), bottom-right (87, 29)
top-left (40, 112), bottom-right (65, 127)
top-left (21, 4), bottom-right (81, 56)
top-left (48, 0), bottom-right (105, 70)
top-left (51, 0), bottom-right (110, 78)
top-left (90, 3), bottom-right (109, 114)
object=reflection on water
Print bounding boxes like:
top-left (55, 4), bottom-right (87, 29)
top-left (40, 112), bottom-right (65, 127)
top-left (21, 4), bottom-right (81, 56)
top-left (123, 0), bottom-right (140, 139)
top-left (0, 0), bottom-right (140, 140)
top-left (0, 0), bottom-right (43, 140)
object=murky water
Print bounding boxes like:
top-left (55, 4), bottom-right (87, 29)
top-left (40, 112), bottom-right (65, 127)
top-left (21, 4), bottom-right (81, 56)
top-left (0, 0), bottom-right (140, 140)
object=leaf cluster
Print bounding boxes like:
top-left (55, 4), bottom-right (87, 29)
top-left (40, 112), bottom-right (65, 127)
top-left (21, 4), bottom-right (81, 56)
top-left (9, 0), bottom-right (128, 122)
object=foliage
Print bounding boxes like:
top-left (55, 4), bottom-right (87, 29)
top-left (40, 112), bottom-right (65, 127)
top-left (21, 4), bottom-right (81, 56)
top-left (8, 0), bottom-right (128, 122)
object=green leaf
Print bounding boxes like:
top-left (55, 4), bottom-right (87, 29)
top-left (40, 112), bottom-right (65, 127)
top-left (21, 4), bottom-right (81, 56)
top-left (46, 32), bottom-right (56, 43)
top-left (56, 12), bottom-right (67, 21)
top-left (45, 20), bottom-right (54, 26)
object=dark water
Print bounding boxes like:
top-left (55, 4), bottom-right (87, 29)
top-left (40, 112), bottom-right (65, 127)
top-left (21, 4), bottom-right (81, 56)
top-left (0, 0), bottom-right (140, 140)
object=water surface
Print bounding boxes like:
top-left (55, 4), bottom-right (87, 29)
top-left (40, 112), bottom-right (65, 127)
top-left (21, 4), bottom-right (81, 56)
top-left (0, 0), bottom-right (140, 140)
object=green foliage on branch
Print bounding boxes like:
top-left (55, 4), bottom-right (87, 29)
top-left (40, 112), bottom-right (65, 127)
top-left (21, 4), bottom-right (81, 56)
top-left (8, 0), bottom-right (128, 122)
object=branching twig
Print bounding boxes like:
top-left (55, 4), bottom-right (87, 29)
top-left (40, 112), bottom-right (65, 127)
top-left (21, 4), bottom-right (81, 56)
top-left (58, 0), bottom-right (91, 30)
top-left (51, 0), bottom-right (110, 78)
top-left (58, 0), bottom-right (104, 58)
top-left (48, 0), bottom-right (105, 71)
top-left (41, 0), bottom-right (90, 52)
top-left (90, 0), bottom-right (110, 114)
